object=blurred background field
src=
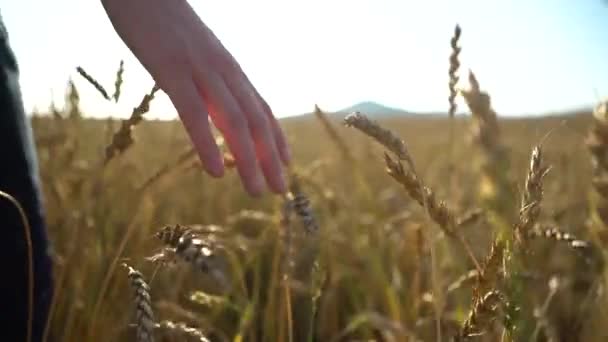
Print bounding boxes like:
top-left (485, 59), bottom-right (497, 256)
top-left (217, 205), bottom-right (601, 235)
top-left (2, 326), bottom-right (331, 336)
top-left (30, 86), bottom-right (607, 340)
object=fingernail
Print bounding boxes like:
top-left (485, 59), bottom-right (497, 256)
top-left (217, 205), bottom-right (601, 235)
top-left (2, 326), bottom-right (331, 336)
top-left (248, 171), bottom-right (266, 196)
top-left (281, 145), bottom-right (292, 165)
top-left (208, 162), bottom-right (225, 178)
top-left (201, 153), bottom-right (224, 178)
top-left (275, 170), bottom-right (287, 193)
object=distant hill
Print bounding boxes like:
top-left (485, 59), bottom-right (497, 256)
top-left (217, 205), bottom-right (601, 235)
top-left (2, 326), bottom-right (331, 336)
top-left (335, 101), bottom-right (411, 116)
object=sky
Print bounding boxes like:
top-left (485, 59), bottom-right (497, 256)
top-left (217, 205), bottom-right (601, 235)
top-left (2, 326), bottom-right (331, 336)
top-left (1, 0), bottom-right (607, 119)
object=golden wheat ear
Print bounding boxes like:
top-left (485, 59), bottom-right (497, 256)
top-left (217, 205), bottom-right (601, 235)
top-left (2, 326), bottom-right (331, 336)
top-left (154, 225), bottom-right (231, 288)
top-left (75, 66), bottom-right (110, 101)
top-left (343, 112), bottom-right (415, 169)
top-left (123, 263), bottom-right (156, 342)
top-left (514, 146), bottom-right (551, 247)
top-left (586, 99), bottom-right (608, 243)
top-left (153, 224), bottom-right (193, 247)
top-left (112, 60), bottom-right (124, 102)
top-left (448, 24), bottom-right (461, 119)
top-left (526, 225), bottom-right (601, 266)
top-left (287, 174), bottom-right (319, 234)
top-left (344, 111), bottom-right (481, 271)
top-left (314, 104), bottom-right (355, 162)
top-left (104, 84), bottom-right (161, 165)
top-left (456, 290), bottom-right (506, 341)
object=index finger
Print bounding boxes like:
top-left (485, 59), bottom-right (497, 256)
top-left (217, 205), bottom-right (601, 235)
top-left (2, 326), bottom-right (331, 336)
top-left (196, 71), bottom-right (267, 196)
top-left (162, 76), bottom-right (224, 177)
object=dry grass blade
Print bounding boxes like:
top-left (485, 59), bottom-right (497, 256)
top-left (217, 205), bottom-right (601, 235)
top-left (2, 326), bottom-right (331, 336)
top-left (280, 195), bottom-right (295, 274)
top-left (330, 312), bottom-right (414, 342)
top-left (447, 269), bottom-right (479, 294)
top-left (137, 147), bottom-right (197, 192)
top-left (139, 137), bottom-right (226, 192)
top-left (155, 320), bottom-right (210, 342)
top-left (145, 248), bottom-right (178, 269)
top-left (123, 263), bottom-right (156, 342)
top-left (75, 66), bottom-right (110, 101)
top-left (314, 104), bottom-right (354, 162)
top-left (456, 208), bottom-right (484, 228)
top-left (226, 209), bottom-right (274, 225)
top-left (531, 277), bottom-right (560, 342)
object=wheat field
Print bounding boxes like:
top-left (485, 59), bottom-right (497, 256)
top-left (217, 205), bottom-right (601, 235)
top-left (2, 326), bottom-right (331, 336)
top-left (29, 27), bottom-right (608, 342)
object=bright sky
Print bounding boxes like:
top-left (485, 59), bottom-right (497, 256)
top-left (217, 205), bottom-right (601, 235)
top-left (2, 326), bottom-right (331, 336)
top-left (2, 0), bottom-right (607, 119)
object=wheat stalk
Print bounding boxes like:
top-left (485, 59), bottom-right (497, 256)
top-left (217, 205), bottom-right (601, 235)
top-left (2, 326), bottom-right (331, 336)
top-left (314, 105), bottom-right (354, 162)
top-left (137, 147), bottom-right (197, 192)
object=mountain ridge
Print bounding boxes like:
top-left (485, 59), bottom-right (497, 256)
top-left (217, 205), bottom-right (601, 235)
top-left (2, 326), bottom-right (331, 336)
top-left (334, 101), bottom-right (411, 115)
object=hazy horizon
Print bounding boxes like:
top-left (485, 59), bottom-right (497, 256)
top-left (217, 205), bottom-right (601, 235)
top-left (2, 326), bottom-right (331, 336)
top-left (2, 0), bottom-right (607, 119)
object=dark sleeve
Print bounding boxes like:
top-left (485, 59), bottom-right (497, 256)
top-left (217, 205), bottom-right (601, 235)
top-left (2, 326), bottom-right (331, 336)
top-left (0, 12), bottom-right (53, 342)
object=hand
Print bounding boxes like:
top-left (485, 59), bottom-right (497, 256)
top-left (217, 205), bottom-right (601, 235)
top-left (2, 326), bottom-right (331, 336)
top-left (101, 0), bottom-right (290, 196)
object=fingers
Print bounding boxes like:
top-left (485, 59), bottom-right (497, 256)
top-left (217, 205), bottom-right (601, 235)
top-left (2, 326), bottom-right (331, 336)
top-left (195, 71), bottom-right (268, 196)
top-left (162, 77), bottom-right (224, 177)
top-left (222, 76), bottom-right (287, 194)
top-left (229, 63), bottom-right (292, 166)
top-left (254, 91), bottom-right (291, 165)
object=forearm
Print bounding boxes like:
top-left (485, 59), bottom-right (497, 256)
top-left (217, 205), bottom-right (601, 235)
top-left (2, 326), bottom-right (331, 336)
top-left (99, 0), bottom-right (177, 73)
top-left (100, 0), bottom-right (189, 21)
